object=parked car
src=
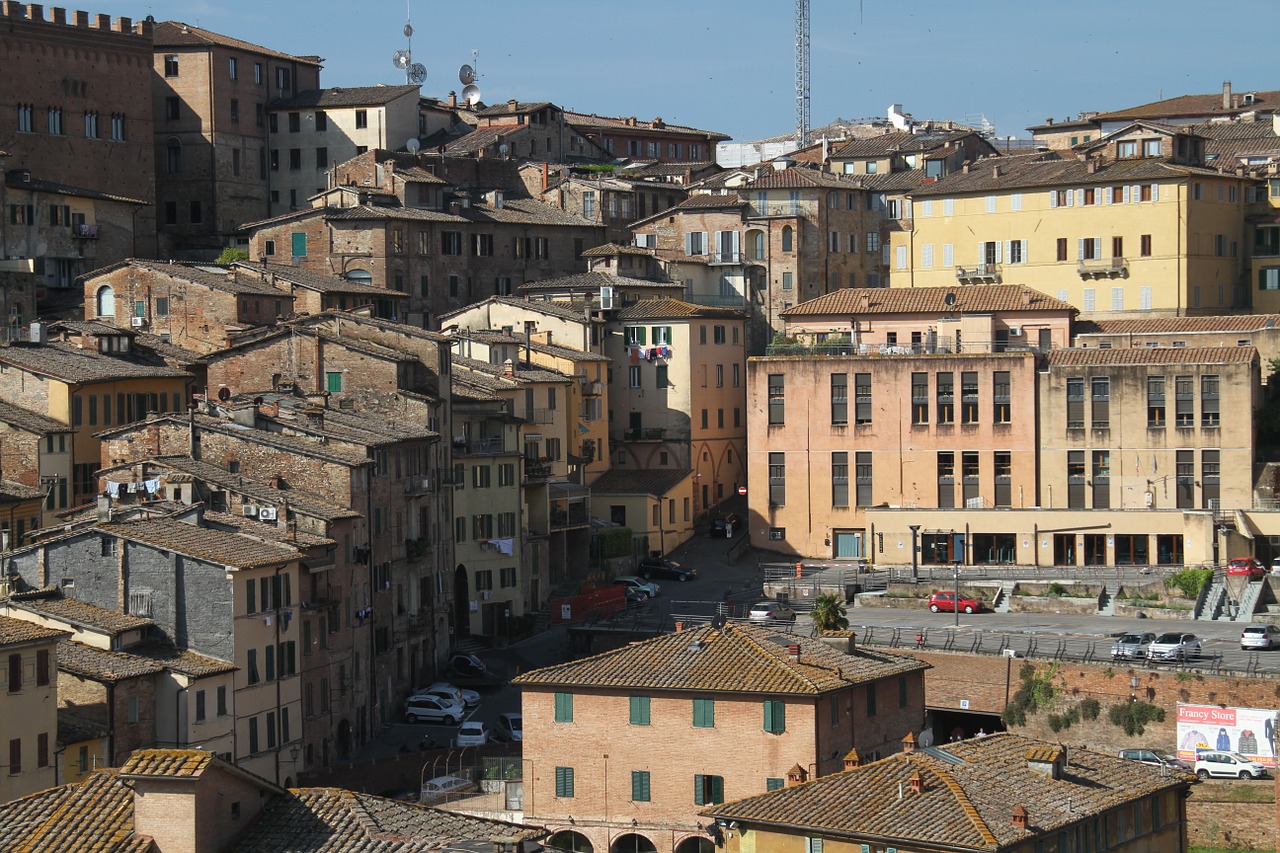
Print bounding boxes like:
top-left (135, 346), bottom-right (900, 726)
top-left (1117, 748), bottom-right (1190, 771)
top-left (623, 588), bottom-right (648, 605)
top-left (1241, 624), bottom-right (1280, 650)
top-left (638, 558), bottom-right (697, 582)
top-left (928, 592), bottom-right (982, 614)
top-left (1111, 632), bottom-right (1157, 660)
top-left (1194, 750), bottom-right (1268, 780)
top-left (495, 711), bottom-right (523, 742)
top-left (455, 721), bottom-right (489, 747)
top-left (1271, 556), bottom-right (1280, 575)
top-left (448, 653), bottom-right (487, 679)
top-left (412, 681), bottom-right (480, 708)
top-left (1147, 632), bottom-right (1201, 662)
top-left (404, 694), bottom-right (464, 725)
top-left (419, 775), bottom-right (477, 804)
top-left (1227, 557), bottom-right (1266, 581)
top-left (613, 576), bottom-right (660, 598)
top-left (711, 513), bottom-right (741, 538)
top-left (748, 600), bottom-right (797, 622)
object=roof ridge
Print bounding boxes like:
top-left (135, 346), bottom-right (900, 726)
top-left (728, 626), bottom-right (824, 692)
top-left (907, 754), bottom-right (999, 849)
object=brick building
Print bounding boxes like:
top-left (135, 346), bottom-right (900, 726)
top-left (151, 20), bottom-right (322, 257)
top-left (514, 623), bottom-right (927, 853)
top-left (563, 111), bottom-right (729, 162)
top-left (0, 3), bottom-right (158, 290)
top-left (0, 399), bottom-right (72, 527)
top-left (704, 733), bottom-right (1192, 853)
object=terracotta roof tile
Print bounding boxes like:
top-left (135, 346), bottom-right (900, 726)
top-left (832, 130), bottom-right (976, 159)
top-left (129, 641), bottom-right (236, 678)
top-left (563, 111), bottom-right (730, 141)
top-left (130, 456), bottom-right (358, 522)
top-left (613, 297), bottom-right (745, 320)
top-left (1094, 88), bottom-right (1280, 122)
top-left (57, 640), bottom-right (166, 682)
top-left (120, 748), bottom-right (214, 779)
top-left (0, 400), bottom-right (72, 436)
top-left (514, 622), bottom-right (927, 695)
top-left (588, 468), bottom-right (692, 497)
top-left (100, 517), bottom-right (301, 569)
top-left (269, 85), bottom-right (419, 110)
top-left (0, 341), bottom-right (191, 384)
top-left (0, 768), bottom-right (136, 853)
top-left (8, 593), bottom-right (153, 635)
top-left (782, 285), bottom-right (1075, 317)
top-left (515, 270), bottom-right (680, 294)
top-left (153, 21), bottom-right (321, 64)
top-left (233, 262), bottom-right (408, 297)
top-left (440, 295), bottom-right (604, 324)
top-left (0, 614), bottom-right (69, 647)
top-left (1080, 315), bottom-right (1280, 335)
top-left (1047, 347), bottom-right (1257, 367)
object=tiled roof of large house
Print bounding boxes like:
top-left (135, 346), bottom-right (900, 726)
top-left (129, 641), bottom-right (236, 678)
top-left (580, 242), bottom-right (658, 258)
top-left (460, 330), bottom-right (610, 364)
top-left (98, 518), bottom-right (302, 569)
top-left (58, 640), bottom-right (166, 683)
top-left (439, 294), bottom-right (602, 324)
top-left (0, 400), bottom-right (72, 435)
top-left (453, 355), bottom-right (573, 385)
top-left (703, 733), bottom-right (1193, 851)
top-left (3, 173), bottom-right (148, 207)
top-left (444, 123), bottom-right (530, 156)
top-left (233, 262), bottom-right (408, 298)
top-left (268, 85), bottom-right (419, 110)
top-left (564, 111), bottom-right (730, 141)
top-left (781, 285), bottom-right (1075, 317)
top-left (6, 592), bottom-right (153, 636)
top-left (153, 21), bottom-right (322, 64)
top-left (0, 613), bottom-right (70, 647)
top-left (516, 270), bottom-right (680, 295)
top-left (587, 468), bottom-right (692, 498)
top-left (1093, 88), bottom-right (1280, 122)
top-left (98, 413), bottom-right (371, 467)
top-left (676, 193), bottom-right (747, 210)
top-left (613, 297), bottom-right (745, 320)
top-left (121, 748), bottom-right (217, 779)
top-left (1077, 315), bottom-right (1280, 336)
top-left (1047, 347), bottom-right (1257, 367)
top-left (0, 341), bottom-right (191, 384)
top-left (910, 150), bottom-right (1233, 197)
top-left (0, 480), bottom-right (47, 502)
top-left (252, 393), bottom-right (439, 445)
top-left (514, 621), bottom-right (927, 695)
top-left (82, 260), bottom-right (278, 296)
top-left (0, 768), bottom-right (141, 853)
top-left (745, 166), bottom-right (870, 190)
top-left (474, 101), bottom-right (556, 117)
top-left (831, 129), bottom-right (976, 159)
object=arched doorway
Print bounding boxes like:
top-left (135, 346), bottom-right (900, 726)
top-left (675, 838), bottom-right (715, 853)
top-left (610, 834), bottom-right (656, 853)
top-left (95, 285), bottom-right (115, 318)
top-left (453, 564), bottom-right (470, 638)
top-left (336, 719), bottom-right (352, 760)
top-left (547, 831), bottom-right (593, 852)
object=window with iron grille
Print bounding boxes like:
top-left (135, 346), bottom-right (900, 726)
top-left (911, 372), bottom-right (929, 424)
top-left (830, 373), bottom-right (847, 424)
top-left (831, 452), bottom-right (849, 507)
top-left (768, 453), bottom-right (785, 507)
top-left (1092, 451), bottom-right (1111, 509)
top-left (936, 372), bottom-right (954, 424)
top-left (962, 451), bottom-right (980, 505)
top-left (1066, 377), bottom-right (1085, 429)
top-left (1202, 450), bottom-right (1220, 508)
top-left (1176, 450), bottom-right (1195, 508)
top-left (1147, 376), bottom-right (1166, 428)
top-left (854, 373), bottom-right (872, 425)
top-left (994, 451), bottom-right (1012, 507)
top-left (1200, 375), bottom-right (1219, 427)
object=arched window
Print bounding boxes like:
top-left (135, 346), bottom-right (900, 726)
top-left (781, 225), bottom-right (793, 253)
top-left (166, 136), bottom-right (182, 174)
top-left (96, 285), bottom-right (115, 317)
top-left (346, 269), bottom-right (373, 285)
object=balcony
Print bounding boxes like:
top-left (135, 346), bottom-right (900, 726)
top-left (524, 461), bottom-right (553, 482)
top-left (525, 408), bottom-right (555, 425)
top-left (955, 264), bottom-right (1000, 284)
top-left (453, 436), bottom-right (508, 455)
top-left (579, 378), bottom-right (604, 397)
top-left (684, 292), bottom-right (746, 308)
top-left (71, 223), bottom-right (99, 239)
top-left (403, 476), bottom-right (432, 496)
top-left (708, 251), bottom-right (744, 265)
top-left (750, 203), bottom-right (814, 218)
top-left (1078, 256), bottom-right (1128, 278)
top-left (550, 504), bottom-right (590, 530)
top-left (613, 427), bottom-right (666, 442)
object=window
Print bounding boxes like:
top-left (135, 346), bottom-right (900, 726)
top-left (1092, 451), bottom-right (1111, 508)
top-left (471, 233), bottom-right (494, 256)
top-left (1066, 377), bottom-right (1085, 429)
top-left (8, 653), bottom-right (20, 692)
top-left (854, 373), bottom-right (871, 425)
top-left (898, 676), bottom-right (909, 708)
top-left (1091, 377), bottom-right (1110, 429)
top-left (164, 97), bottom-right (180, 121)
top-left (1067, 450), bottom-right (1086, 509)
top-left (1056, 238), bottom-right (1068, 262)
top-left (1175, 375), bottom-right (1194, 427)
top-left (354, 109), bottom-right (368, 129)
top-left (866, 684), bottom-right (877, 716)
top-left (16, 103), bottom-right (32, 132)
top-left (866, 232), bottom-right (880, 253)
top-left (912, 372), bottom-right (929, 424)
top-left (694, 774), bottom-right (724, 806)
top-left (164, 54), bottom-right (179, 76)
top-left (247, 649), bottom-right (259, 685)
top-left (961, 371), bottom-right (979, 424)
top-left (554, 692), bottom-right (573, 722)
top-left (9, 739), bottom-right (19, 774)
top-left (630, 695), bottom-right (650, 726)
top-left (692, 697), bottom-right (715, 728)
top-left (111, 113), bottom-right (126, 140)
top-left (555, 766), bottom-right (575, 798)
top-left (1118, 140), bottom-right (1138, 158)
top-left (782, 271), bottom-right (793, 291)
top-left (763, 700), bottom-right (786, 734)
top-left (936, 372), bottom-right (954, 424)
top-left (83, 110), bottom-right (98, 138)
top-left (768, 374), bottom-right (785, 425)
top-left (35, 649), bottom-right (48, 686)
top-left (628, 365), bottom-right (641, 388)
top-left (195, 689), bottom-right (207, 723)
top-left (1202, 449), bottom-right (1221, 508)
top-left (632, 770), bottom-right (651, 802)
top-left (1146, 376), bottom-right (1166, 428)
top-left (768, 453), bottom-right (785, 507)
top-left (855, 452), bottom-right (873, 507)
top-left (993, 371), bottom-right (1010, 424)
top-left (832, 452), bottom-right (849, 507)
top-left (1177, 449), bottom-right (1195, 508)
top-left (1201, 375), bottom-right (1219, 427)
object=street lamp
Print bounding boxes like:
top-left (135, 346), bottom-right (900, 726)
top-left (954, 559), bottom-right (961, 628)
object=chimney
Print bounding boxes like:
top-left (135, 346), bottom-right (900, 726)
top-left (542, 161), bottom-right (549, 191)
top-left (992, 164), bottom-right (1002, 178)
top-left (787, 643), bottom-right (801, 665)
top-left (1045, 117), bottom-right (1054, 126)
top-left (842, 748), bottom-right (861, 770)
top-left (674, 620), bottom-right (684, 632)
top-left (1025, 746), bottom-right (1064, 779)
top-left (962, 161), bottom-right (971, 174)
top-left (901, 731), bottom-right (917, 754)
top-left (1223, 81), bottom-right (1232, 111)
top-left (785, 764), bottom-right (808, 787)
top-left (1021, 288), bottom-right (1032, 307)
top-left (908, 771), bottom-right (923, 794)
top-left (502, 358), bottom-right (515, 377)
top-left (507, 99), bottom-right (518, 111)
top-left (1012, 805), bottom-right (1029, 831)
top-left (858, 292), bottom-right (870, 312)
top-left (1086, 158), bottom-right (1100, 174)
top-left (97, 493), bottom-right (112, 523)
top-left (448, 91), bottom-right (457, 108)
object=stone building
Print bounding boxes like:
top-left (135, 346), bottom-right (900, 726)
top-left (0, 614), bottom-right (68, 802)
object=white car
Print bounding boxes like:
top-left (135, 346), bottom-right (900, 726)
top-left (613, 576), bottom-right (659, 598)
top-left (1147, 632), bottom-right (1201, 662)
top-left (1240, 625), bottom-right (1279, 651)
top-left (455, 720), bottom-right (489, 747)
top-left (413, 681), bottom-right (481, 708)
top-left (748, 601), bottom-right (798, 623)
top-left (404, 694), bottom-right (464, 725)
top-left (495, 711), bottom-right (523, 742)
top-left (1194, 750), bottom-right (1268, 780)
top-left (419, 775), bottom-right (476, 804)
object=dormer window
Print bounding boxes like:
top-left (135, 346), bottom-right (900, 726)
top-left (1117, 140), bottom-right (1138, 158)
top-left (1143, 139), bottom-right (1162, 157)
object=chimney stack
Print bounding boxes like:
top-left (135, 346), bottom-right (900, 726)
top-left (901, 731), bottom-right (917, 754)
top-left (1021, 288), bottom-right (1032, 307)
top-left (787, 643), bottom-right (801, 665)
top-left (1223, 81), bottom-right (1232, 111)
top-left (908, 772), bottom-right (923, 794)
top-left (785, 764), bottom-right (808, 787)
top-left (842, 748), bottom-right (861, 770)
top-left (1012, 805), bottom-right (1029, 831)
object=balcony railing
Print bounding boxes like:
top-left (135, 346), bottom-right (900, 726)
top-left (579, 378), bottom-right (604, 397)
top-left (453, 436), bottom-right (507, 454)
top-left (71, 223), bottom-right (99, 239)
top-left (550, 505), bottom-right (590, 530)
top-left (750, 203), bottom-right (814, 218)
top-left (525, 408), bottom-right (555, 424)
top-left (524, 461), bottom-right (553, 482)
top-left (1078, 256), bottom-right (1128, 278)
top-left (708, 251), bottom-right (744, 265)
top-left (955, 264), bottom-right (1000, 284)
top-left (613, 427), bottom-right (666, 442)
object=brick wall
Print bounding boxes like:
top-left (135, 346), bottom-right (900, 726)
top-left (1186, 794), bottom-right (1276, 851)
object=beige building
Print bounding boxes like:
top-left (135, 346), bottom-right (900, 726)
top-left (0, 615), bottom-right (68, 801)
top-left (589, 468), bottom-right (696, 557)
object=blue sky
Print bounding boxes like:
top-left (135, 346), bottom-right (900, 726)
top-left (99, 0), bottom-right (1276, 143)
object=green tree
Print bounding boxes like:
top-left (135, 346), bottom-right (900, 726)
top-left (809, 593), bottom-right (849, 631)
top-left (216, 247), bottom-right (249, 264)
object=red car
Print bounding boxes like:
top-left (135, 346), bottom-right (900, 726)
top-left (928, 592), bottom-right (982, 614)
top-left (1227, 557), bottom-right (1266, 581)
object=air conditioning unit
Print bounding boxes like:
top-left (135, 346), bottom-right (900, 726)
top-left (258, 507), bottom-right (278, 521)
top-left (418, 478), bottom-right (430, 491)
top-left (130, 316), bottom-right (146, 327)
top-left (241, 504), bottom-right (259, 517)
top-left (1008, 327), bottom-right (1022, 337)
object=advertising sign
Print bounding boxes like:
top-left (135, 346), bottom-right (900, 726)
top-left (1176, 703), bottom-right (1277, 768)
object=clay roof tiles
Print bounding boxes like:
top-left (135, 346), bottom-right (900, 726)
top-left (1080, 314), bottom-right (1280, 335)
top-left (0, 400), bottom-right (73, 435)
top-left (1094, 88), bottom-right (1280, 122)
top-left (515, 271), bottom-right (680, 294)
top-left (0, 614), bottom-right (70, 647)
top-left (0, 341), bottom-right (191, 384)
top-left (613, 297), bottom-right (744, 320)
top-left (57, 640), bottom-right (166, 682)
top-left (781, 285), bottom-right (1075, 317)
top-left (8, 594), bottom-right (152, 635)
top-left (268, 85), bottom-right (419, 110)
top-left (563, 111), bottom-right (730, 141)
top-left (513, 621), bottom-right (927, 695)
top-left (909, 151), bottom-right (1233, 197)
top-left (1046, 347), bottom-right (1257, 367)
top-left (99, 517), bottom-right (301, 569)
top-left (153, 21), bottom-right (322, 64)
top-left (587, 468), bottom-right (692, 497)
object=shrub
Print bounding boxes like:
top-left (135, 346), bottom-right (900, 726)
top-left (597, 528), bottom-right (634, 559)
top-left (216, 247), bottom-right (249, 264)
top-left (1108, 701), bottom-right (1165, 737)
top-left (1047, 713), bottom-right (1068, 733)
top-left (1048, 582), bottom-right (1069, 597)
top-left (1001, 662), bottom-right (1059, 728)
top-left (1080, 698), bottom-right (1101, 720)
top-left (1164, 569), bottom-right (1213, 599)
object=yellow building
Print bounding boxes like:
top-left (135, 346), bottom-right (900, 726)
top-left (0, 615), bottom-right (69, 802)
top-left (892, 123), bottom-right (1251, 318)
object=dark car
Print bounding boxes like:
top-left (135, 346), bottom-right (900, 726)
top-left (638, 558), bottom-right (697, 582)
top-left (1118, 748), bottom-right (1190, 771)
top-left (710, 513), bottom-right (741, 538)
top-left (448, 653), bottom-right (487, 678)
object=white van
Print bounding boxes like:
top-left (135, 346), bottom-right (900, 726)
top-left (420, 775), bottom-right (477, 804)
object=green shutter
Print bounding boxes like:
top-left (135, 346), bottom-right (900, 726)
top-left (710, 775), bottom-right (723, 804)
top-left (291, 231), bottom-right (307, 257)
top-left (555, 692), bottom-right (573, 723)
top-left (631, 770), bottom-right (650, 802)
top-left (694, 774), bottom-right (705, 806)
top-left (767, 777), bottom-right (784, 791)
top-left (555, 766), bottom-right (574, 798)
top-left (693, 698), bottom-right (714, 728)
top-left (764, 700), bottom-right (785, 734)
top-left (326, 372), bottom-right (342, 393)
top-left (630, 695), bottom-right (650, 726)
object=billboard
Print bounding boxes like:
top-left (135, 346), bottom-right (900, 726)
top-left (1176, 703), bottom-right (1277, 768)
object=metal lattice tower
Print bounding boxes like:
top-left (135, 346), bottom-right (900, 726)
top-left (795, 0), bottom-right (810, 148)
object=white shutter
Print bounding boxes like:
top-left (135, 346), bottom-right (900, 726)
top-left (996, 241), bottom-right (1004, 263)
top-left (895, 245), bottom-right (907, 269)
top-left (1022, 240), bottom-right (1029, 264)
top-left (1011, 192), bottom-right (1022, 211)
top-left (731, 230), bottom-right (741, 254)
top-left (904, 200), bottom-right (913, 219)
top-left (1074, 189), bottom-right (1084, 206)
top-left (922, 244), bottom-right (933, 268)
top-left (1102, 187), bottom-right (1111, 205)
top-left (979, 242), bottom-right (986, 264)
top-left (1131, 184), bottom-right (1140, 202)
top-left (684, 233), bottom-right (693, 256)
top-left (1049, 191), bottom-right (1058, 208)
top-left (943, 243), bottom-right (954, 267)
top-left (1123, 185), bottom-right (1131, 204)
top-left (1077, 238), bottom-right (1085, 261)
top-left (1093, 237), bottom-right (1102, 258)
top-left (1151, 184), bottom-right (1159, 201)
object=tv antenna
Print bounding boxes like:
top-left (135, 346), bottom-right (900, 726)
top-left (391, 1), bottom-right (426, 86)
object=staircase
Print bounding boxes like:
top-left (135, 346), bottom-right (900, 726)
top-left (1096, 583), bottom-right (1119, 616)
top-left (993, 582), bottom-right (1015, 614)
top-left (1232, 581), bottom-right (1265, 622)
top-left (1197, 580), bottom-right (1226, 621)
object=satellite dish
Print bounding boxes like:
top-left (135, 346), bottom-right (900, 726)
top-left (403, 22), bottom-right (414, 37)
top-left (462, 84), bottom-right (482, 106)
top-left (498, 143), bottom-right (510, 157)
top-left (944, 292), bottom-right (957, 307)
top-left (711, 613), bottom-right (728, 630)
top-left (406, 138), bottom-right (421, 153)
top-left (407, 63), bottom-right (427, 84)
top-left (392, 49), bottom-right (411, 70)
top-left (458, 64), bottom-right (475, 85)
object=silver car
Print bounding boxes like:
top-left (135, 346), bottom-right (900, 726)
top-left (1148, 632), bottom-right (1201, 662)
top-left (748, 601), bottom-right (798, 623)
top-left (1111, 632), bottom-right (1156, 660)
top-left (1241, 624), bottom-right (1280, 651)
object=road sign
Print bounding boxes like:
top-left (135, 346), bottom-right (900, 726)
top-left (737, 486), bottom-right (747, 496)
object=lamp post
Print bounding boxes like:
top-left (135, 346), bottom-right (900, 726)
top-left (954, 559), bottom-right (961, 627)
top-left (909, 525), bottom-right (921, 585)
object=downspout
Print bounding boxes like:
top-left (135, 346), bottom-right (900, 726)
top-left (273, 563), bottom-right (283, 785)
top-left (207, 48), bottom-right (218, 249)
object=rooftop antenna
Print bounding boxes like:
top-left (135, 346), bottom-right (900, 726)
top-left (795, 0), bottom-right (810, 148)
top-left (459, 50), bottom-right (481, 107)
top-left (392, 1), bottom-right (427, 86)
